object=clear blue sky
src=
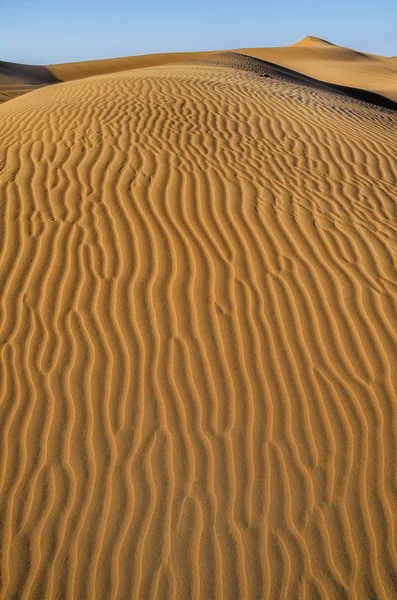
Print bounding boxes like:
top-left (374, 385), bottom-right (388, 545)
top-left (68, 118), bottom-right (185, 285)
top-left (1, 0), bottom-right (396, 65)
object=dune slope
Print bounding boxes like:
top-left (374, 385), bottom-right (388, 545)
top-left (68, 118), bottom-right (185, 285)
top-left (0, 54), bottom-right (397, 599)
top-left (0, 60), bottom-right (59, 103)
top-left (47, 50), bottom-right (211, 82)
top-left (240, 38), bottom-right (397, 102)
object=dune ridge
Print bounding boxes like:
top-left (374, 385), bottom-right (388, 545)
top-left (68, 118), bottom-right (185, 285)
top-left (0, 52), bottom-right (397, 599)
top-left (1, 37), bottom-right (397, 105)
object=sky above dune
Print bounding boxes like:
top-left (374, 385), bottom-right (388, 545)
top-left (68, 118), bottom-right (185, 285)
top-left (1, 0), bottom-right (396, 64)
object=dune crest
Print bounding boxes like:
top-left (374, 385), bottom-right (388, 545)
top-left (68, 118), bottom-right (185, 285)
top-left (292, 35), bottom-right (334, 47)
top-left (0, 45), bottom-right (397, 600)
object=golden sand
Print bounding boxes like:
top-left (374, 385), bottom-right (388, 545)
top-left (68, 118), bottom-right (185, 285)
top-left (0, 42), bottom-right (397, 599)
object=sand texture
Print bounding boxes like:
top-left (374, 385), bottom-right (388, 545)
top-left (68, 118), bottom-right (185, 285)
top-left (0, 45), bottom-right (397, 599)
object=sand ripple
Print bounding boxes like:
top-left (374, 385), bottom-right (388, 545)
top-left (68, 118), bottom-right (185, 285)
top-left (0, 61), bottom-right (397, 599)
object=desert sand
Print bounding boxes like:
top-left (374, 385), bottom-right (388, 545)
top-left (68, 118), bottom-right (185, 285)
top-left (0, 38), bottom-right (397, 599)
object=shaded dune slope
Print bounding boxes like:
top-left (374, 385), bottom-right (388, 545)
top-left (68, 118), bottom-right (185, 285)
top-left (0, 61), bottom-right (59, 104)
top-left (0, 59), bottom-right (397, 599)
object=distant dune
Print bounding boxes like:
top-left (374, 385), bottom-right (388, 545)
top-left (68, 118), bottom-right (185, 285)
top-left (291, 35), bottom-right (335, 46)
top-left (240, 37), bottom-right (397, 102)
top-left (0, 60), bottom-right (59, 103)
top-left (0, 39), bottom-right (397, 599)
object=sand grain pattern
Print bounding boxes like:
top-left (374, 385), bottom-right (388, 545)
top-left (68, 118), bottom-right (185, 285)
top-left (0, 48), bottom-right (397, 599)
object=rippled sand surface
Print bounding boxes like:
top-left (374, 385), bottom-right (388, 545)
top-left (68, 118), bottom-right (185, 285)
top-left (0, 41), bottom-right (397, 599)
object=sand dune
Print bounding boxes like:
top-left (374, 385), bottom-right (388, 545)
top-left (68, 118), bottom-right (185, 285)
top-left (0, 52), bottom-right (211, 103)
top-left (291, 35), bottom-right (335, 47)
top-left (47, 50), bottom-right (212, 82)
top-left (0, 44), bottom-right (397, 599)
top-left (2, 36), bottom-right (397, 105)
top-left (240, 36), bottom-right (397, 102)
top-left (0, 61), bottom-right (59, 103)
